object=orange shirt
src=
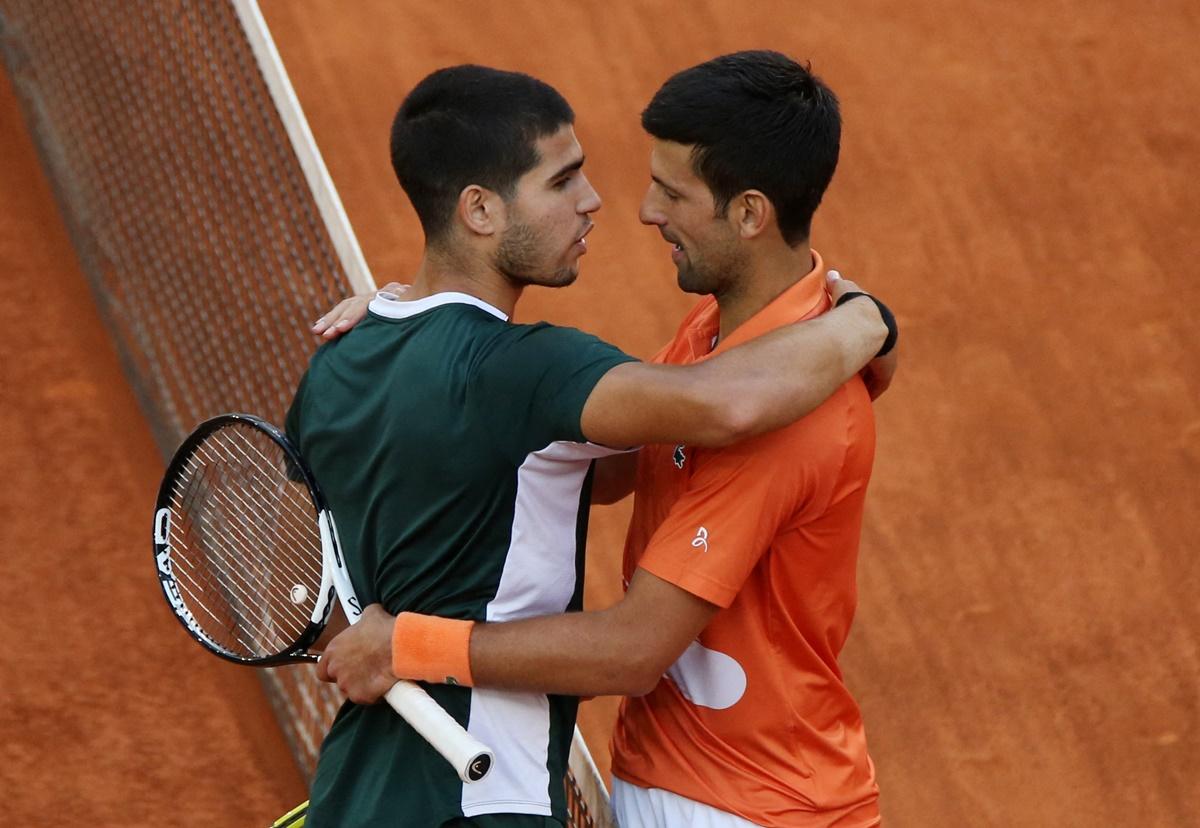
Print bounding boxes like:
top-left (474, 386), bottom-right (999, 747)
top-left (610, 253), bottom-right (881, 827)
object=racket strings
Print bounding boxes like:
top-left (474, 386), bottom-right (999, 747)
top-left (202, 431), bottom-right (328, 568)
top-left (215, 429), bottom-right (321, 518)
top-left (165, 466), bottom-right (271, 655)
top-left (165, 423), bottom-right (326, 659)
top-left (178, 447), bottom-right (317, 609)
top-left (174, 452), bottom-right (315, 653)
top-left (186, 444), bottom-right (323, 584)
top-left (166, 463), bottom-right (284, 655)
top-left (170, 451), bottom-right (309, 653)
top-left (196, 433), bottom-right (321, 617)
top-left (170, 487), bottom-right (310, 645)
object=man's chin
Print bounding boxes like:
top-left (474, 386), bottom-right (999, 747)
top-left (513, 267), bottom-right (580, 289)
top-left (676, 269), bottom-right (709, 295)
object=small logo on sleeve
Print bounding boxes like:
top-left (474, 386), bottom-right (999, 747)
top-left (673, 444), bottom-right (687, 469)
top-left (691, 526), bottom-right (709, 552)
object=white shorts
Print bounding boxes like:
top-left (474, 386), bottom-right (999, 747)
top-left (611, 778), bottom-right (764, 828)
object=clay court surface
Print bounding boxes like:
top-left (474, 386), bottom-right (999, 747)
top-left (2, 1), bottom-right (1198, 825)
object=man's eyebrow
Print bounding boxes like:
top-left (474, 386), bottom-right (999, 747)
top-left (547, 156), bottom-right (585, 182)
top-left (651, 174), bottom-right (678, 192)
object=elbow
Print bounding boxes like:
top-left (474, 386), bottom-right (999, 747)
top-left (700, 396), bottom-right (758, 447)
top-left (613, 657), bottom-right (665, 697)
top-left (632, 663), bottom-right (672, 696)
top-left (621, 636), bottom-right (688, 696)
top-left (601, 623), bottom-right (671, 695)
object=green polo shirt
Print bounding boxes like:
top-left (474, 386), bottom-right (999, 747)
top-left (286, 291), bottom-right (636, 827)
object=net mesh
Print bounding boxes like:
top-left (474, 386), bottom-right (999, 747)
top-left (0, 0), bottom-right (347, 776)
top-left (0, 2), bottom-right (608, 822)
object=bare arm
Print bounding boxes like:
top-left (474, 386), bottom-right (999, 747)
top-left (590, 452), bottom-right (639, 505)
top-left (580, 290), bottom-right (886, 449)
top-left (316, 570), bottom-right (717, 702)
top-left (314, 277), bottom-right (897, 424)
top-left (469, 570), bottom-right (717, 696)
top-left (862, 346), bottom-right (898, 400)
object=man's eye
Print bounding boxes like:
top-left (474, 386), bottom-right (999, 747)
top-left (553, 176), bottom-right (571, 190)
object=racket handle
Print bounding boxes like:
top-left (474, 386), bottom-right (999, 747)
top-left (384, 680), bottom-right (494, 783)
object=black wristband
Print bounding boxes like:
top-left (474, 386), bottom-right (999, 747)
top-left (835, 291), bottom-right (898, 358)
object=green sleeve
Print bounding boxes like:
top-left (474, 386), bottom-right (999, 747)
top-left (471, 322), bottom-right (637, 452)
top-left (284, 369), bottom-right (309, 447)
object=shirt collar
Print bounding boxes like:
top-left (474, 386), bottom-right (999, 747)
top-left (367, 290), bottom-right (509, 321)
top-left (687, 249), bottom-right (828, 358)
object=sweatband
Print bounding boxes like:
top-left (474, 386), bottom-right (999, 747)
top-left (836, 291), bottom-right (899, 357)
top-left (392, 612), bottom-right (476, 687)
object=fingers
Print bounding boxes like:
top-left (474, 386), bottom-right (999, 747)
top-left (825, 269), bottom-right (865, 301)
top-left (311, 295), bottom-right (371, 340)
top-left (321, 318), bottom-right (354, 341)
top-left (311, 285), bottom-right (415, 340)
top-left (863, 370), bottom-right (887, 400)
top-left (316, 652), bottom-right (334, 683)
top-left (311, 297), bottom-right (353, 336)
top-left (344, 680), bottom-right (393, 706)
top-left (862, 348), bottom-right (899, 400)
top-left (312, 604), bottom-right (397, 704)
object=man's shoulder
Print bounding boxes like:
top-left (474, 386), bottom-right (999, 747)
top-left (697, 376), bottom-right (873, 471)
top-left (478, 319), bottom-right (631, 372)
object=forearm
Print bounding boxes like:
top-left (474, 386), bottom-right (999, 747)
top-left (580, 298), bottom-right (885, 450)
top-left (323, 573), bottom-right (717, 704)
top-left (695, 298), bottom-right (885, 442)
top-left (590, 452), bottom-right (639, 504)
top-left (469, 607), bottom-right (659, 697)
top-left (324, 608), bottom-right (655, 700)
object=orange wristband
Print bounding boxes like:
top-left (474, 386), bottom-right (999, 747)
top-left (391, 612), bottom-right (475, 687)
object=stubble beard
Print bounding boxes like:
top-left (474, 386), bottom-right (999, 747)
top-left (496, 220), bottom-right (578, 289)
top-left (676, 240), bottom-right (748, 298)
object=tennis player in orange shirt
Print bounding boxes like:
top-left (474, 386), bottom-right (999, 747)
top-left (321, 51), bottom-right (894, 827)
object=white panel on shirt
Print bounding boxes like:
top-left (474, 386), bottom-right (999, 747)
top-left (462, 440), bottom-right (630, 817)
top-left (665, 639), bottom-right (748, 710)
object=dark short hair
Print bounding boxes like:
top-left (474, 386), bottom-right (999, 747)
top-left (641, 51), bottom-right (840, 245)
top-left (390, 65), bottom-right (574, 242)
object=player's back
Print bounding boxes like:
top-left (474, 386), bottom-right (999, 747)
top-left (285, 290), bottom-right (633, 827)
top-left (291, 295), bottom-right (530, 616)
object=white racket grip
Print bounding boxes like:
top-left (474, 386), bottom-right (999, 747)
top-left (384, 679), bottom-right (494, 783)
top-left (319, 510), bottom-right (494, 783)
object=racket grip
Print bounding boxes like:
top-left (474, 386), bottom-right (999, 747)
top-left (384, 680), bottom-right (494, 783)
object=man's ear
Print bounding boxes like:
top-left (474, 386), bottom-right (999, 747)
top-left (730, 189), bottom-right (773, 240)
top-left (457, 184), bottom-right (504, 237)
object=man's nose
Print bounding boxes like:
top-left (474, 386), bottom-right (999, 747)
top-left (578, 176), bottom-right (601, 214)
top-left (639, 193), bottom-right (664, 226)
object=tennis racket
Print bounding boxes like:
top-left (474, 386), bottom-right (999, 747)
top-left (152, 412), bottom-right (493, 783)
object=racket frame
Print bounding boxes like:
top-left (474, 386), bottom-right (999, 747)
top-left (153, 412), bottom-right (494, 783)
top-left (152, 412), bottom-right (335, 666)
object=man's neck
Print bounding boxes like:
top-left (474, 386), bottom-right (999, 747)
top-left (715, 244), bottom-right (815, 343)
top-left (402, 246), bottom-right (522, 318)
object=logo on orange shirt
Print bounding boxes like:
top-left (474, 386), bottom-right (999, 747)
top-left (673, 444), bottom-right (686, 469)
top-left (691, 526), bottom-right (709, 552)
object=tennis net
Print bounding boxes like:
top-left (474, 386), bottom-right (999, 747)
top-left (0, 2), bottom-right (612, 824)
